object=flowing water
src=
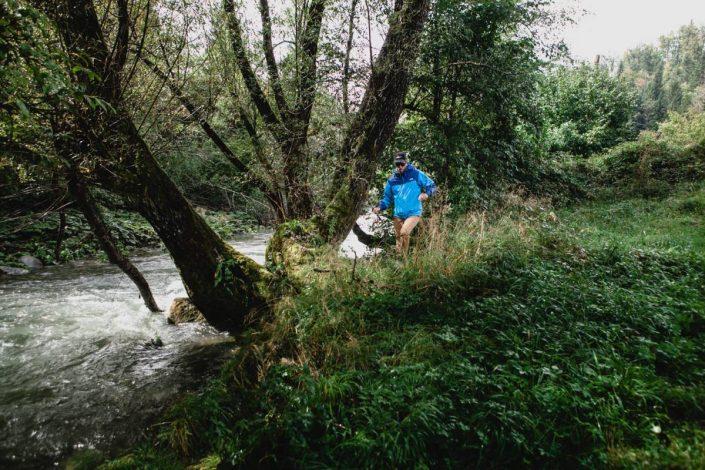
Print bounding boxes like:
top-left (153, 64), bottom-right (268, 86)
top-left (0, 220), bottom-right (377, 468)
top-left (0, 232), bottom-right (271, 468)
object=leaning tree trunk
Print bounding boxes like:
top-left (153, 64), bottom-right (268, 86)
top-left (67, 165), bottom-right (162, 313)
top-left (42, 0), bottom-right (268, 332)
top-left (52, 114), bottom-right (161, 312)
top-left (319, 0), bottom-right (431, 243)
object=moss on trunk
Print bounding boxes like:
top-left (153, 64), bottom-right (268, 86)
top-left (266, 220), bottom-right (326, 281)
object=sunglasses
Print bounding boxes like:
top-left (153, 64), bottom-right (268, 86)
top-left (395, 162), bottom-right (406, 167)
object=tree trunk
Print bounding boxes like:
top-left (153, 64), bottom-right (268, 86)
top-left (66, 164), bottom-right (162, 313)
top-left (43, 0), bottom-right (267, 332)
top-left (320, 0), bottom-right (431, 243)
top-left (54, 210), bottom-right (66, 262)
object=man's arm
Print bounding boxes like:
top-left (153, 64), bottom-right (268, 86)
top-left (417, 170), bottom-right (436, 201)
top-left (374, 180), bottom-right (393, 213)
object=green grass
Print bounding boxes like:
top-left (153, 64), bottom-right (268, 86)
top-left (561, 182), bottom-right (705, 253)
top-left (100, 184), bottom-right (705, 469)
top-left (83, 110), bottom-right (705, 468)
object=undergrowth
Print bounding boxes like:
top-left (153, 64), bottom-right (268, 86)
top-left (96, 185), bottom-right (705, 469)
top-left (0, 207), bottom-right (261, 267)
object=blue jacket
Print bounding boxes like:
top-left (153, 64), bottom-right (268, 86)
top-left (378, 164), bottom-right (437, 219)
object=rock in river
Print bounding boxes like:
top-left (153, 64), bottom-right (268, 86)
top-left (0, 266), bottom-right (31, 276)
top-left (167, 297), bottom-right (206, 324)
top-left (19, 255), bottom-right (43, 270)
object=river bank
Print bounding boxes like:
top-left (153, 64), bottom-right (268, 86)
top-left (0, 207), bottom-right (264, 272)
top-left (98, 182), bottom-right (705, 468)
top-left (0, 232), bottom-right (271, 468)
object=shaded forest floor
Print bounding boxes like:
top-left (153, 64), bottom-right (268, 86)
top-left (72, 178), bottom-right (705, 469)
top-left (0, 207), bottom-right (262, 269)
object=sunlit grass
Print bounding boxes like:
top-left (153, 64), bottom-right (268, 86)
top-left (561, 182), bottom-right (705, 253)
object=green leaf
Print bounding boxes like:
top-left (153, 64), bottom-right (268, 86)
top-left (14, 98), bottom-right (30, 118)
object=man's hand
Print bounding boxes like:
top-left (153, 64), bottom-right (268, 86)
top-left (418, 193), bottom-right (429, 202)
top-left (372, 206), bottom-right (381, 214)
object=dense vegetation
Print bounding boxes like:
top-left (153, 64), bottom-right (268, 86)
top-left (89, 164), bottom-right (704, 469)
top-left (540, 65), bottom-right (639, 156)
top-left (620, 23), bottom-right (705, 130)
top-left (1, 0), bottom-right (705, 467)
top-left (64, 110), bottom-right (704, 468)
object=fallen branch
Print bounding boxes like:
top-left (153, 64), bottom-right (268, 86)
top-left (352, 223), bottom-right (394, 247)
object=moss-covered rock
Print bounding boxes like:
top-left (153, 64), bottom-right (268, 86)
top-left (265, 219), bottom-right (325, 280)
top-left (167, 297), bottom-right (206, 324)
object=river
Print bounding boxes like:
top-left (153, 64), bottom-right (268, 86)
top-left (0, 223), bottom-right (376, 468)
top-left (0, 232), bottom-right (272, 467)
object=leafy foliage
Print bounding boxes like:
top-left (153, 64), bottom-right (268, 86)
top-left (393, 0), bottom-right (565, 210)
top-left (620, 23), bottom-right (705, 129)
top-left (540, 64), bottom-right (640, 156)
top-left (107, 181), bottom-right (705, 468)
top-left (601, 111), bottom-right (705, 194)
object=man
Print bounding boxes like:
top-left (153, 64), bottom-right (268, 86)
top-left (373, 152), bottom-right (437, 254)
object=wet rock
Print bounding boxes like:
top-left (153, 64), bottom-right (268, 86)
top-left (144, 336), bottom-right (164, 349)
top-left (19, 255), bottom-right (43, 270)
top-left (167, 297), bottom-right (206, 325)
top-left (0, 266), bottom-right (31, 276)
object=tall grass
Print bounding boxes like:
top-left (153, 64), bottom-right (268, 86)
top-left (99, 187), bottom-right (705, 469)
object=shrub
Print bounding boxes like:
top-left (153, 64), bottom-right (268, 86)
top-left (541, 65), bottom-right (640, 156)
top-left (602, 112), bottom-right (705, 191)
top-left (109, 191), bottom-right (705, 468)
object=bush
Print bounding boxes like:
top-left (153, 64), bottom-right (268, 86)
top-left (108, 190), bottom-right (705, 468)
top-left (541, 65), bottom-right (640, 157)
top-left (602, 113), bottom-right (705, 190)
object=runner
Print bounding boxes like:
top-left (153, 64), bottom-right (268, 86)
top-left (373, 152), bottom-right (437, 254)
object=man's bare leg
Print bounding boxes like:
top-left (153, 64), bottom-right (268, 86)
top-left (393, 217), bottom-right (404, 253)
top-left (399, 216), bottom-right (421, 255)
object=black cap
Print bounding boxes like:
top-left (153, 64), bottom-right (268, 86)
top-left (394, 152), bottom-right (408, 164)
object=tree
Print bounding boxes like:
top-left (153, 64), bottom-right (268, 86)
top-left (29, 0), bottom-right (431, 330)
top-left (621, 23), bottom-right (705, 128)
top-left (38, 0), bottom-right (268, 332)
top-left (392, 0), bottom-right (569, 208)
top-left (541, 64), bottom-right (639, 156)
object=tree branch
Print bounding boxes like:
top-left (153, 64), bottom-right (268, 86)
top-left (67, 165), bottom-right (161, 312)
top-left (121, 0), bottom-right (151, 92)
top-left (352, 222), bottom-right (393, 247)
top-left (223, 0), bottom-right (283, 139)
top-left (342, 0), bottom-right (359, 114)
top-left (295, 0), bottom-right (326, 127)
top-left (111, 0), bottom-right (130, 71)
top-left (140, 55), bottom-right (284, 214)
top-left (258, 0), bottom-right (289, 115)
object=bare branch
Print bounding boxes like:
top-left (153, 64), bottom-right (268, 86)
top-left (140, 55), bottom-right (285, 216)
top-left (121, 0), bottom-right (151, 92)
top-left (258, 0), bottom-right (289, 115)
top-left (223, 0), bottom-right (283, 139)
